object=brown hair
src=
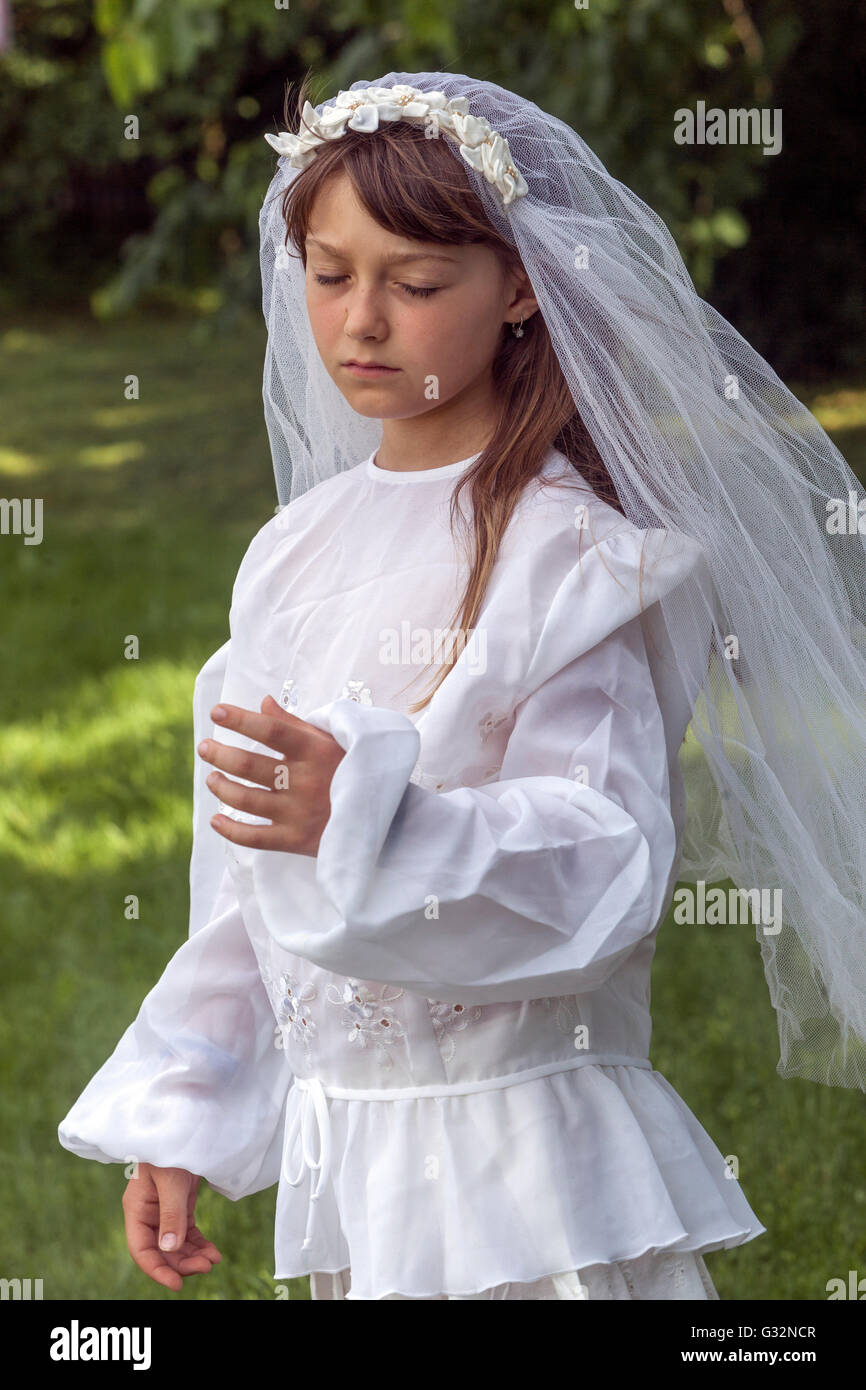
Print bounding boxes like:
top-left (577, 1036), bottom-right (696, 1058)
top-left (273, 74), bottom-right (628, 712)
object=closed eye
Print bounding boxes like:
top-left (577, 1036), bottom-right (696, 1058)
top-left (312, 272), bottom-right (439, 298)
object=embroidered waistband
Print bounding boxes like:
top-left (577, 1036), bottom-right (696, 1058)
top-left (280, 1051), bottom-right (653, 1252)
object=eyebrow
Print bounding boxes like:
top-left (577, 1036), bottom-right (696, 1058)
top-left (305, 236), bottom-right (458, 266)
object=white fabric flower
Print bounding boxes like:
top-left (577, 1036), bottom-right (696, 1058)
top-left (264, 84), bottom-right (528, 207)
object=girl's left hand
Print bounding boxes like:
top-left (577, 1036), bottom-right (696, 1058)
top-left (198, 695), bottom-right (345, 857)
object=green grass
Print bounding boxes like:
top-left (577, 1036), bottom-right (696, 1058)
top-left (1, 309), bottom-right (865, 1301)
top-left (0, 308), bottom-right (306, 1300)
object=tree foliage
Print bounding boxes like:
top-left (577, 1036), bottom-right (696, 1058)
top-left (0, 0), bottom-right (861, 373)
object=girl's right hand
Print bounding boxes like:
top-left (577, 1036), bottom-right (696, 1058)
top-left (121, 1163), bottom-right (223, 1291)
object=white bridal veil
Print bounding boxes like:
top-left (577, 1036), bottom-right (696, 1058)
top-left (258, 71), bottom-right (866, 1092)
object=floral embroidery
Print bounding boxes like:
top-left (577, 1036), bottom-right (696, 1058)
top-left (478, 708), bottom-right (510, 741)
top-left (660, 1254), bottom-right (687, 1290)
top-left (261, 966), bottom-right (318, 1051)
top-left (342, 678), bottom-right (372, 704)
top-left (326, 979), bottom-right (406, 1067)
top-left (539, 994), bottom-right (579, 1038)
top-left (278, 677), bottom-right (299, 712)
top-left (516, 995), bottom-right (579, 1039)
top-left (427, 1000), bottom-right (484, 1062)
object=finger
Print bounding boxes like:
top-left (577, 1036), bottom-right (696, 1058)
top-left (210, 811), bottom-right (304, 851)
top-left (123, 1207), bottom-right (184, 1292)
top-left (174, 1251), bottom-right (216, 1274)
top-left (131, 1232), bottom-right (211, 1284)
top-left (262, 693), bottom-right (292, 717)
top-left (152, 1168), bottom-right (192, 1256)
top-left (186, 1225), bottom-right (223, 1264)
top-left (205, 769), bottom-right (286, 820)
top-left (210, 703), bottom-right (309, 756)
top-left (197, 738), bottom-right (286, 790)
top-left (174, 1241), bottom-right (220, 1273)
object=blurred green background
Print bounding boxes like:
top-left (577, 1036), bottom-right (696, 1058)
top-left (1, 0), bottom-right (865, 1303)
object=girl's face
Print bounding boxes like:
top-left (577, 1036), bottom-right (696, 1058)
top-left (303, 170), bottom-right (537, 423)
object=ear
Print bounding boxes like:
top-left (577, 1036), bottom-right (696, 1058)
top-left (503, 258), bottom-right (538, 323)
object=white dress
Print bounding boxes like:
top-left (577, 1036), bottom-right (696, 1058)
top-left (58, 445), bottom-right (765, 1300)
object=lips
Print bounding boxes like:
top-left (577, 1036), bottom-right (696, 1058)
top-left (342, 361), bottom-right (402, 379)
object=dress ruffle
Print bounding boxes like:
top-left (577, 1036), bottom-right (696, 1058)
top-left (272, 1059), bottom-right (765, 1300)
top-left (309, 1248), bottom-right (721, 1299)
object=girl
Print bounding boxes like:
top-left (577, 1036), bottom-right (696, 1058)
top-left (59, 71), bottom-right (866, 1301)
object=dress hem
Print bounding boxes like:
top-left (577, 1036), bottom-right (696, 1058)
top-left (272, 1220), bottom-right (766, 1299)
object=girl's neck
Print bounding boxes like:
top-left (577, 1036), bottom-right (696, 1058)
top-left (374, 428), bottom-right (495, 474)
top-left (374, 400), bottom-right (497, 474)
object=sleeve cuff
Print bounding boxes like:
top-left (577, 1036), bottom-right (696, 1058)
top-left (303, 696), bottom-right (421, 916)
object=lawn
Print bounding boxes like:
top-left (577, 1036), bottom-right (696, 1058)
top-left (2, 309), bottom-right (865, 1301)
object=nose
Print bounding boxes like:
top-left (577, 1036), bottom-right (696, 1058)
top-left (342, 286), bottom-right (389, 342)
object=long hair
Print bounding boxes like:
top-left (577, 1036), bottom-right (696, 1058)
top-left (275, 74), bottom-right (628, 712)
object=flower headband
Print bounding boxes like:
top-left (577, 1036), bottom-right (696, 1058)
top-left (264, 84), bottom-right (529, 208)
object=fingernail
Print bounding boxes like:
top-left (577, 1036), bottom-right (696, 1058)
top-left (198, 740), bottom-right (211, 755)
top-left (160, 1233), bottom-right (177, 1251)
top-left (211, 706), bottom-right (227, 721)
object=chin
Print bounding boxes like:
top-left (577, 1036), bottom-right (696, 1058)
top-left (336, 391), bottom-right (388, 417)
top-left (340, 393), bottom-right (421, 422)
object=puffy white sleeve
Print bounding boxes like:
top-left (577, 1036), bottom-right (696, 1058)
top-left (253, 523), bottom-right (708, 1004)
top-left (57, 641), bottom-right (294, 1199)
top-left (189, 639), bottom-right (236, 934)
